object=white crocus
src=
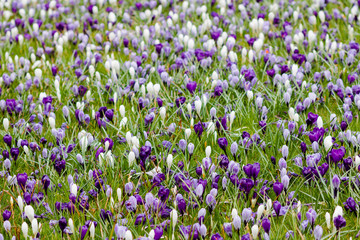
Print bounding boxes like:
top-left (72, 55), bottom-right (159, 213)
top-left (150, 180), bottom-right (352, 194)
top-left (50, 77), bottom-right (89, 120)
top-left (24, 205), bottom-right (35, 222)
top-left (251, 224), bottom-right (259, 239)
top-left (205, 146), bottom-right (211, 158)
top-left (3, 118), bottom-right (9, 131)
top-left (49, 117), bottom-right (56, 129)
top-left (167, 154), bottom-right (173, 169)
top-left (324, 136), bottom-right (333, 151)
top-left (32, 219), bottom-right (39, 236)
top-left (22, 222), bottom-right (29, 239)
top-left (128, 151), bottom-right (136, 167)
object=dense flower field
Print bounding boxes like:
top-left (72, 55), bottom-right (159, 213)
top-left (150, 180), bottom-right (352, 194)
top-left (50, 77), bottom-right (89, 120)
top-left (1, 0), bottom-right (360, 239)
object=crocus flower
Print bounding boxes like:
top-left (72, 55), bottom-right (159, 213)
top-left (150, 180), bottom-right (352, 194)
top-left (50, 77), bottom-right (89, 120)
top-left (194, 122), bottom-right (204, 138)
top-left (17, 173), bottom-right (28, 191)
top-left (314, 225), bottom-right (323, 240)
top-left (217, 137), bottom-right (228, 152)
top-left (329, 147), bottom-right (346, 163)
top-left (211, 233), bottom-right (224, 240)
top-left (306, 112), bottom-right (319, 125)
top-left (186, 81), bottom-right (197, 94)
top-left (332, 175), bottom-right (340, 197)
top-left (223, 223), bottom-right (232, 237)
top-left (59, 217), bottom-right (67, 235)
top-left (3, 134), bottom-right (12, 147)
top-left (344, 197), bottom-right (357, 212)
top-left (79, 225), bottom-right (88, 240)
top-left (262, 218), bottom-right (271, 233)
top-left (273, 181), bottom-right (284, 196)
top-left (273, 201), bottom-right (281, 216)
top-left (333, 215), bottom-right (346, 230)
top-left (2, 210), bottom-right (11, 221)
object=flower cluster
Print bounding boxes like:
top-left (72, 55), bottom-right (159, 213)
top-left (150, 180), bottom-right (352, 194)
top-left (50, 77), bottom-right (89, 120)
top-left (0, 0), bottom-right (359, 239)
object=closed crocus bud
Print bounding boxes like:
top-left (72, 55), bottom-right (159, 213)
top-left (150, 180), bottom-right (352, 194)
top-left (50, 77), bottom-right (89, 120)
top-left (251, 224), bottom-right (259, 239)
top-left (355, 156), bottom-right (360, 168)
top-left (223, 223), bottom-right (233, 237)
top-left (281, 175), bottom-right (290, 190)
top-left (188, 143), bottom-right (195, 155)
top-left (76, 154), bottom-right (84, 165)
top-left (117, 188), bottom-right (122, 203)
top-left (273, 201), bottom-right (282, 216)
top-left (317, 116), bottom-right (323, 128)
top-left (247, 90), bottom-right (253, 100)
top-left (3, 210), bottom-right (11, 221)
top-left (70, 183), bottom-right (78, 197)
top-left (205, 146), bottom-right (211, 158)
top-left (218, 137), bottom-right (228, 152)
top-left (22, 222), bottom-right (28, 239)
top-left (23, 146), bottom-right (30, 156)
top-left (262, 218), bottom-right (271, 234)
top-left (3, 220), bottom-right (11, 232)
top-left (159, 107), bottom-right (166, 121)
top-left (233, 215), bottom-right (241, 230)
top-left (128, 151), bottom-right (135, 167)
top-left (89, 222), bottom-right (95, 239)
top-left (167, 154), bottom-right (173, 169)
top-left (4, 159), bottom-right (11, 170)
top-left (242, 208), bottom-right (252, 222)
top-left (171, 209), bottom-right (178, 226)
top-left (231, 209), bottom-right (238, 219)
top-left (3, 134), bottom-right (12, 147)
top-left (24, 205), bottom-right (35, 222)
top-left (273, 181), bottom-right (284, 196)
top-left (324, 136), bottom-right (333, 151)
top-left (3, 118), bottom-right (9, 131)
top-left (49, 117), bottom-right (55, 129)
top-left (59, 217), bottom-right (67, 233)
top-left (119, 105), bottom-right (126, 118)
top-left (32, 218), bottom-right (39, 236)
top-left (314, 225), bottom-right (323, 240)
top-left (325, 212), bottom-right (331, 229)
top-left (80, 225), bottom-right (88, 240)
top-left (300, 142), bottom-right (307, 154)
top-left (281, 145), bottom-right (289, 159)
top-left (230, 142), bottom-right (238, 157)
top-left (194, 100), bottom-right (202, 115)
top-left (257, 205), bottom-right (265, 221)
top-left (68, 218), bottom-right (75, 234)
top-left (17, 196), bottom-right (24, 214)
top-left (63, 106), bottom-right (69, 118)
top-left (149, 230), bottom-right (155, 240)
top-left (125, 230), bottom-right (133, 240)
top-left (332, 175), bottom-right (340, 197)
top-left (185, 128), bottom-right (191, 139)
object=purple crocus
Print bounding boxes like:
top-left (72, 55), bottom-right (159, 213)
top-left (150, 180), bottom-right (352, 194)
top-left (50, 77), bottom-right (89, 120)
top-left (273, 181), bottom-right (284, 196)
top-left (273, 201), bottom-right (281, 216)
top-left (79, 225), bottom-right (88, 240)
top-left (2, 210), bottom-right (11, 221)
top-left (217, 137), bottom-right (228, 152)
top-left (3, 134), bottom-right (12, 147)
top-left (186, 81), bottom-right (197, 94)
top-left (306, 112), bottom-right (318, 125)
top-left (262, 218), bottom-right (271, 233)
top-left (243, 163), bottom-right (260, 180)
top-left (211, 233), bottom-right (224, 240)
top-left (59, 216), bottom-right (67, 235)
top-left (333, 215), bottom-right (346, 230)
top-left (16, 173), bottom-right (28, 191)
top-left (329, 147), bottom-right (346, 164)
top-left (194, 122), bottom-right (204, 138)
